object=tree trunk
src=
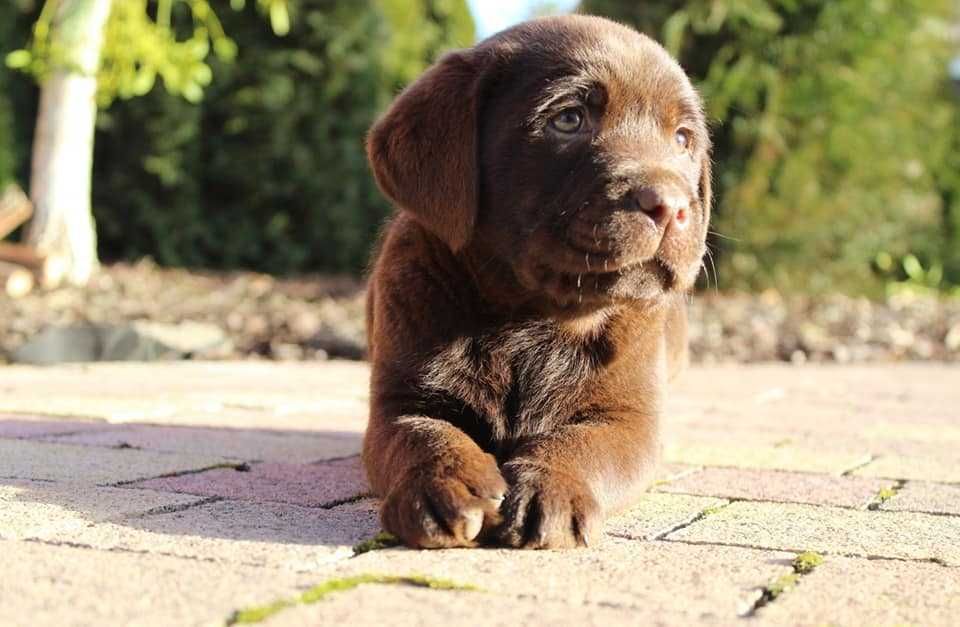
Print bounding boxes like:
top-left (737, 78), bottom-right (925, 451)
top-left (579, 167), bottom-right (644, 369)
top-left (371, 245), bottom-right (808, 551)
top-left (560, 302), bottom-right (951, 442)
top-left (27, 0), bottom-right (113, 286)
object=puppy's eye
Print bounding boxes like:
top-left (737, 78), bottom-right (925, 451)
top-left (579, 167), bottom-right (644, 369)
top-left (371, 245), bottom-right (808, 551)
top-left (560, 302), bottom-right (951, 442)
top-left (549, 108), bottom-right (584, 134)
top-left (675, 128), bottom-right (692, 150)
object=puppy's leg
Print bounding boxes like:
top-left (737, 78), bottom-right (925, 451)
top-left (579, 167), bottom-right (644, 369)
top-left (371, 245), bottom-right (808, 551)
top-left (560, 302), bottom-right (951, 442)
top-left (497, 413), bottom-right (659, 549)
top-left (364, 415), bottom-right (507, 548)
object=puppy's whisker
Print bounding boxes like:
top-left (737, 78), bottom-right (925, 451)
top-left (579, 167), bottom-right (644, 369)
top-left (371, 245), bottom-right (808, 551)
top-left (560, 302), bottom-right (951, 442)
top-left (704, 248), bottom-right (720, 294)
top-left (708, 230), bottom-right (740, 243)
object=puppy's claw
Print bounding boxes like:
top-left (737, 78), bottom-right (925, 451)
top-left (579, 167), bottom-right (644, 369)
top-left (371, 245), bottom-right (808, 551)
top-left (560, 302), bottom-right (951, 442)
top-left (380, 451), bottom-right (506, 549)
top-left (497, 462), bottom-right (600, 550)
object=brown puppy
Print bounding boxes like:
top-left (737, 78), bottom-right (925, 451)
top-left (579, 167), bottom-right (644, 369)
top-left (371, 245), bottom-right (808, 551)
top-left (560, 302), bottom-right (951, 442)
top-left (363, 15), bottom-right (711, 549)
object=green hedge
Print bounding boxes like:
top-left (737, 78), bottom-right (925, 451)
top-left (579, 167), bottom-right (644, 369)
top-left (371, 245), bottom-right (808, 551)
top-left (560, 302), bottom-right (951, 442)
top-left (3, 0), bottom-right (473, 273)
top-left (92, 0), bottom-right (473, 273)
top-left (582, 0), bottom-right (960, 294)
top-left (0, 2), bottom-right (39, 190)
top-left (5, 1), bottom-right (958, 293)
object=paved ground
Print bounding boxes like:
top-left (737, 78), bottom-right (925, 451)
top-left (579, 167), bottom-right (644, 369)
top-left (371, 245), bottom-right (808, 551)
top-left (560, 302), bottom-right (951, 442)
top-left (1, 361), bottom-right (957, 626)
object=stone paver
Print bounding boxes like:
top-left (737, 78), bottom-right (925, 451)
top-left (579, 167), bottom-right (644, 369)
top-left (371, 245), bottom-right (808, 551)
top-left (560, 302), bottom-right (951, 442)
top-left (336, 538), bottom-right (794, 621)
top-left (137, 456), bottom-right (369, 507)
top-left (881, 481), bottom-right (960, 516)
top-left (657, 467), bottom-right (892, 509)
top-left (0, 479), bottom-right (205, 540)
top-left (0, 413), bottom-right (108, 438)
top-left (0, 438), bottom-right (232, 485)
top-left (262, 585), bottom-right (640, 627)
top-left (605, 492), bottom-right (728, 540)
top-left (756, 556), bottom-right (960, 627)
top-left (663, 440), bottom-right (871, 475)
top-left (667, 501), bottom-right (960, 565)
top-left (852, 453), bottom-right (960, 483)
top-left (0, 540), bottom-right (312, 627)
top-left (1, 362), bottom-right (957, 626)
top-left (49, 423), bottom-right (362, 463)
top-left (0, 361), bottom-right (370, 430)
top-left (31, 497), bottom-right (381, 571)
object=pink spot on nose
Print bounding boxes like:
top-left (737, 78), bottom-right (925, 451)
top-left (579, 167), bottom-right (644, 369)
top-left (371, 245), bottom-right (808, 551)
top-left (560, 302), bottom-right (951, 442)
top-left (674, 207), bottom-right (688, 229)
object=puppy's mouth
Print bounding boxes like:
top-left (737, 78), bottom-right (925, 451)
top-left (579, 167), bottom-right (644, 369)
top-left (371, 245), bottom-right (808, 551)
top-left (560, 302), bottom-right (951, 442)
top-left (520, 257), bottom-right (676, 310)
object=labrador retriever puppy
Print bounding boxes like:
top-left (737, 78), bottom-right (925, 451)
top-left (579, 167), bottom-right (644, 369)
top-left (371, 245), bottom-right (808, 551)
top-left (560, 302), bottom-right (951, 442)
top-left (363, 14), bottom-right (711, 549)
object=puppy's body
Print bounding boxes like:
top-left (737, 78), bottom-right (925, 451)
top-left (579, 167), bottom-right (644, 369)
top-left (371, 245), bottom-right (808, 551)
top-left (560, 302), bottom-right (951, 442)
top-left (363, 15), bottom-right (711, 549)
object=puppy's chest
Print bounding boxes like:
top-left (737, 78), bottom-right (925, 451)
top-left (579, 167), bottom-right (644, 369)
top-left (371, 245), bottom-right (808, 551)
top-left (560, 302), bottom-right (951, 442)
top-left (420, 320), bottom-right (611, 441)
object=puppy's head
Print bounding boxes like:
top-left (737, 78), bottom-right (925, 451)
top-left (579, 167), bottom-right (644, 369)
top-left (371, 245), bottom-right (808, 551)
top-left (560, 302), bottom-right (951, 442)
top-left (368, 15), bottom-right (711, 312)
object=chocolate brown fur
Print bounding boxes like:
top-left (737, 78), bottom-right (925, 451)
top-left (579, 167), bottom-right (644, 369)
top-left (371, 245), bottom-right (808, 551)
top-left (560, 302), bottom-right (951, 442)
top-left (363, 15), bottom-right (712, 549)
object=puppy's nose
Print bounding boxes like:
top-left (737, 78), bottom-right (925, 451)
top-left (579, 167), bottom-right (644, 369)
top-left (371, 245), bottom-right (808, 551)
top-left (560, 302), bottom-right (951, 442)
top-left (632, 186), bottom-right (689, 230)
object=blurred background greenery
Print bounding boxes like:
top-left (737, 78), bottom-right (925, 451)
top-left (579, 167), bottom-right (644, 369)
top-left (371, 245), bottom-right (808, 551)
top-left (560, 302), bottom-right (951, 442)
top-left (1, 0), bottom-right (958, 296)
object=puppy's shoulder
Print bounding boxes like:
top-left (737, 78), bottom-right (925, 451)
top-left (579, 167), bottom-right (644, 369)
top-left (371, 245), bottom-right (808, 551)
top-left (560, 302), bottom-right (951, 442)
top-left (369, 213), bottom-right (475, 348)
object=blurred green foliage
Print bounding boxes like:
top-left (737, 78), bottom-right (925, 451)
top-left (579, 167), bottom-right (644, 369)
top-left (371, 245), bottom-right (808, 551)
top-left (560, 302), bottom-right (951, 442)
top-left (4, 1), bottom-right (956, 293)
top-left (0, 2), bottom-right (37, 189)
top-left (582, 0), bottom-right (960, 294)
top-left (1, 0), bottom-right (473, 273)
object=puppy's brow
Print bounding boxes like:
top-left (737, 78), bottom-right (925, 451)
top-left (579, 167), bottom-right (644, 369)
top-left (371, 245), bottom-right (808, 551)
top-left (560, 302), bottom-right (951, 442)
top-left (528, 75), bottom-right (596, 131)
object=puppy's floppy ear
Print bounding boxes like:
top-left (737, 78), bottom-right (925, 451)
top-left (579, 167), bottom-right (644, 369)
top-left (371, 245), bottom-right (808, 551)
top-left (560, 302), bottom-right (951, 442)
top-left (367, 50), bottom-right (485, 252)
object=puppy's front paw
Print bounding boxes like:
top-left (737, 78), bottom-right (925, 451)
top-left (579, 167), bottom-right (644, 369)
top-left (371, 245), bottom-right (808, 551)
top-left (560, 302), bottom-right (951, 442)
top-left (381, 450), bottom-right (506, 549)
top-left (497, 462), bottom-right (601, 549)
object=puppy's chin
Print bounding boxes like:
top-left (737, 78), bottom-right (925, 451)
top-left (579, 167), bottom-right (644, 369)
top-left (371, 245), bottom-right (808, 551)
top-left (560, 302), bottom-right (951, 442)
top-left (513, 256), bottom-right (684, 315)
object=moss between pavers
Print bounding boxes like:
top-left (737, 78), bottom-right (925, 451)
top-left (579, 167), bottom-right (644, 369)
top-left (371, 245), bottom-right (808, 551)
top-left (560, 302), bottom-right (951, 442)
top-left (791, 551), bottom-right (825, 575)
top-left (352, 531), bottom-right (401, 555)
top-left (867, 481), bottom-right (905, 511)
top-left (749, 551), bottom-right (826, 615)
top-left (226, 574), bottom-right (478, 624)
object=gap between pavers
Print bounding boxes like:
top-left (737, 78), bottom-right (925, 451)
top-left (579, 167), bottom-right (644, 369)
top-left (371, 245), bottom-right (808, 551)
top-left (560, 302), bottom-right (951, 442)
top-left (0, 438), bottom-right (236, 485)
top-left (665, 500), bottom-right (960, 565)
top-left (27, 497), bottom-right (381, 572)
top-left (753, 555), bottom-right (960, 627)
top-left (0, 479), bottom-right (207, 540)
top-left (133, 456), bottom-right (369, 508)
top-left (605, 492), bottom-right (728, 540)
top-left (656, 466), bottom-right (893, 509)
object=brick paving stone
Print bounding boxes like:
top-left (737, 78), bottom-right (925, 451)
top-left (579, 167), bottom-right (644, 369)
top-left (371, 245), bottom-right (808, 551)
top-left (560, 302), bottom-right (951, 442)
top-left (862, 421), bottom-right (960, 445)
top-left (654, 462), bottom-right (701, 483)
top-left (881, 481), bottom-right (960, 516)
top-left (136, 456), bottom-right (369, 507)
top-left (756, 556), bottom-right (960, 627)
top-left (0, 539), bottom-right (313, 627)
top-left (852, 454), bottom-right (960, 484)
top-left (335, 538), bottom-right (795, 620)
top-left (0, 439), bottom-right (233, 485)
top-left (667, 501), bottom-right (960, 565)
top-left (31, 498), bottom-right (381, 571)
top-left (49, 424), bottom-right (362, 463)
top-left (0, 413), bottom-right (108, 439)
top-left (605, 493), bottom-right (728, 540)
top-left (0, 362), bottom-right (371, 430)
top-left (0, 479), bottom-right (204, 540)
top-left (657, 467), bottom-right (892, 509)
top-left (663, 441), bottom-right (871, 475)
top-left (262, 586), bottom-right (640, 627)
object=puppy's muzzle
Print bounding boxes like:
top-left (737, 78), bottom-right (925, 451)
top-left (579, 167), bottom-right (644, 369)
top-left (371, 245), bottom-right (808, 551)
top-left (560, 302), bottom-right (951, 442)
top-left (626, 184), bottom-right (690, 231)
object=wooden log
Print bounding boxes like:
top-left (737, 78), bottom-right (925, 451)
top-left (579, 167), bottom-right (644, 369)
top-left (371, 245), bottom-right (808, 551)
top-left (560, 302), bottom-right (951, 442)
top-left (0, 184), bottom-right (33, 240)
top-left (0, 242), bottom-right (66, 290)
top-left (0, 261), bottom-right (34, 299)
top-left (0, 241), bottom-right (43, 267)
